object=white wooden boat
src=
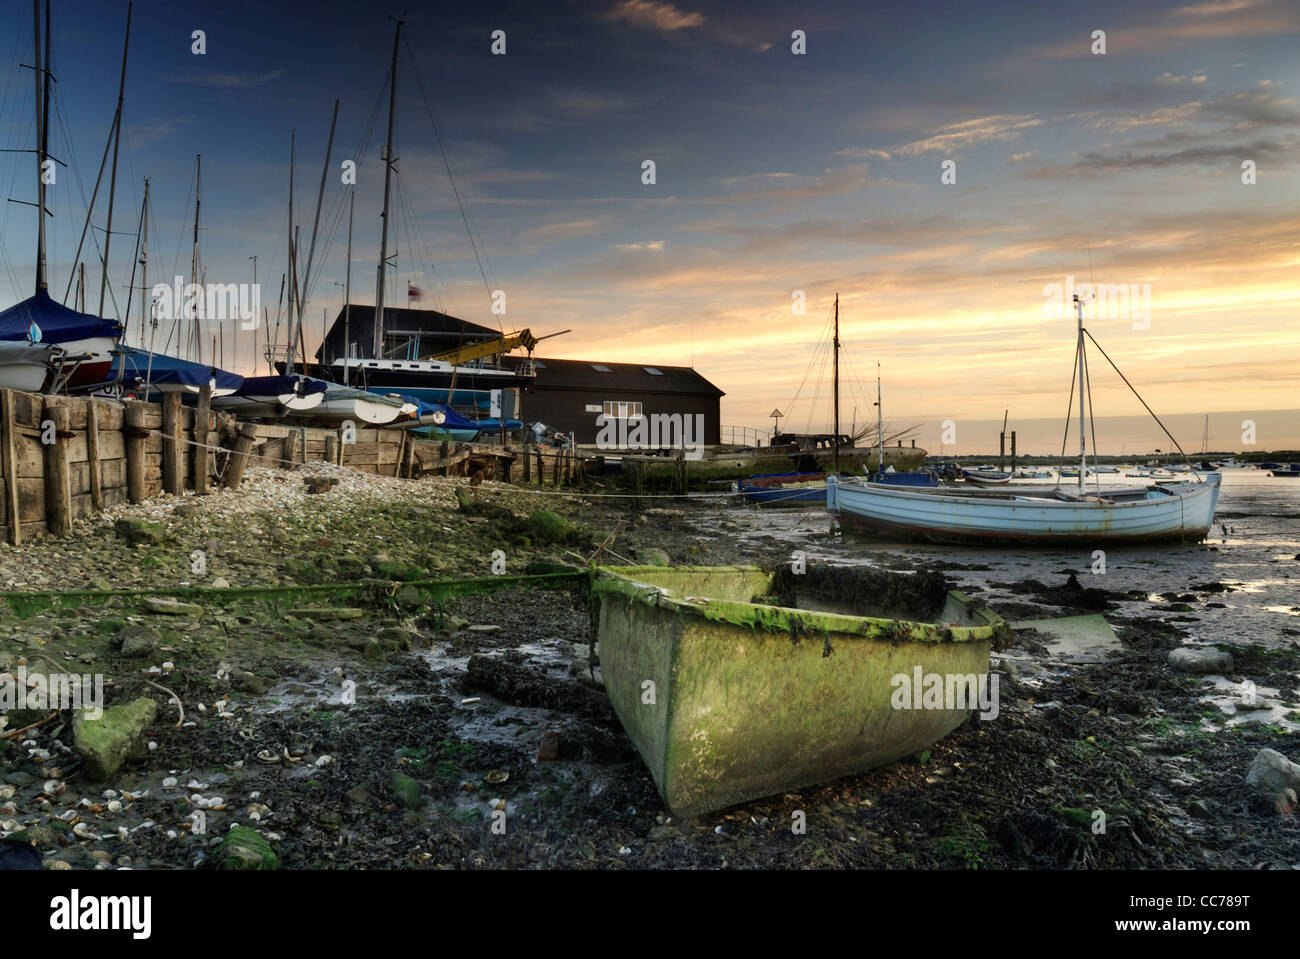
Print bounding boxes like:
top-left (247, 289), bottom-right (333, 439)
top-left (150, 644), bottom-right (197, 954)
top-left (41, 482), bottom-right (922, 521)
top-left (827, 291), bottom-right (1223, 545)
top-left (827, 473), bottom-right (1221, 544)
top-left (297, 384), bottom-right (403, 425)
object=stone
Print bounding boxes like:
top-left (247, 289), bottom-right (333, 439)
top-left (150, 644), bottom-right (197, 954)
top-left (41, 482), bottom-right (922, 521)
top-left (1245, 748), bottom-right (1300, 814)
top-left (117, 625), bottom-right (161, 658)
top-left (1188, 799), bottom-right (1212, 819)
top-left (344, 784), bottom-right (369, 806)
top-left (389, 772), bottom-right (423, 810)
top-left (287, 607), bottom-right (364, 622)
top-left (236, 672), bottom-right (270, 696)
top-left (113, 519), bottom-right (172, 546)
top-left (1168, 647), bottom-right (1234, 674)
top-left (466, 624), bottom-right (501, 634)
top-left (210, 577), bottom-right (231, 589)
top-left (73, 698), bottom-right (157, 781)
top-left (214, 825), bottom-right (280, 870)
top-left (538, 729), bottom-right (559, 761)
top-left (141, 596), bottom-right (203, 617)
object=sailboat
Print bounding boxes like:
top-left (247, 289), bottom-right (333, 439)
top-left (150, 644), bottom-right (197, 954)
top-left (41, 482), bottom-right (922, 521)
top-left (828, 293), bottom-right (1222, 544)
top-left (0, 0), bottom-right (122, 389)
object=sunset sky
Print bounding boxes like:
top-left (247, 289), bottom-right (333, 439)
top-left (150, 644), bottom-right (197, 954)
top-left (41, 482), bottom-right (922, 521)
top-left (0, 0), bottom-right (1296, 450)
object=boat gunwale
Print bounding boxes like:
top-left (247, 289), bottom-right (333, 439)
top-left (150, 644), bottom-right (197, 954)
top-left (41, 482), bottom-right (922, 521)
top-left (592, 564), bottom-right (1007, 645)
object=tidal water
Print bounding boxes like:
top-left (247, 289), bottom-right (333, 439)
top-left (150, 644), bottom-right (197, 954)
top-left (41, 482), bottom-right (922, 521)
top-left (719, 469), bottom-right (1300, 648)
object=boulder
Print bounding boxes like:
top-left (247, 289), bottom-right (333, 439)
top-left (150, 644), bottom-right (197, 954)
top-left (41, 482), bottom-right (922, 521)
top-left (1245, 748), bottom-right (1300, 814)
top-left (215, 826), bottom-right (280, 870)
top-left (73, 698), bottom-right (157, 781)
top-left (1168, 646), bottom-right (1234, 674)
top-left (141, 596), bottom-right (203, 617)
top-left (389, 772), bottom-right (423, 810)
top-left (117, 624), bottom-right (161, 658)
top-left (113, 518), bottom-right (171, 546)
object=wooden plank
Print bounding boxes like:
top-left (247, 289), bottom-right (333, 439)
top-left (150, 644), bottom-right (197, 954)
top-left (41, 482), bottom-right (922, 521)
top-left (85, 398), bottom-right (102, 510)
top-left (42, 400), bottom-right (72, 535)
top-left (1, 390), bottom-right (20, 545)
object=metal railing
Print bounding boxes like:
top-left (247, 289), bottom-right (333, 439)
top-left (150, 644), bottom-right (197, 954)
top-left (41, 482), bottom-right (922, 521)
top-left (720, 425), bottom-right (771, 448)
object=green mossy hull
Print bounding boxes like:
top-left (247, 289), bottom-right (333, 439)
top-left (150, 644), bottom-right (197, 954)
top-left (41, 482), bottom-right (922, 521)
top-left (594, 565), bottom-right (1003, 818)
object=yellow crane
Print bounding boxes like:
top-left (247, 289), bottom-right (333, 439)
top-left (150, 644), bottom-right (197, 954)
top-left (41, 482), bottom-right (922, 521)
top-left (427, 328), bottom-right (568, 366)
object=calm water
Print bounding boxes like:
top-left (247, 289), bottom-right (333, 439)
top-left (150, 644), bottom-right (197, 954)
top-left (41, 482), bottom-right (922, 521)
top-left (718, 469), bottom-right (1300, 648)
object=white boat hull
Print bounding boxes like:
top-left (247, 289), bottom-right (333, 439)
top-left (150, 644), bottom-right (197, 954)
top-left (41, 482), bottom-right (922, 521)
top-left (827, 473), bottom-right (1222, 544)
top-left (0, 342), bottom-right (57, 392)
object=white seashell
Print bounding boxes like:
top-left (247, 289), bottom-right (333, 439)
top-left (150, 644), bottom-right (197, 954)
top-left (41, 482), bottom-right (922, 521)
top-left (231, 760), bottom-right (244, 768)
top-left (315, 755), bottom-right (333, 767)
top-left (124, 789), bottom-right (146, 799)
top-left (0, 803), bottom-right (16, 816)
top-left (42, 780), bottom-right (64, 797)
top-left (117, 827), bottom-right (129, 839)
top-left (618, 846), bottom-right (631, 855)
top-left (186, 780), bottom-right (206, 789)
top-left (61, 809), bottom-right (80, 821)
top-left (197, 703), bottom-right (206, 712)
top-left (249, 791), bottom-right (260, 799)
top-left (146, 666), bottom-right (161, 674)
top-left (0, 785), bottom-right (14, 800)
top-left (182, 721), bottom-right (196, 728)
top-left (161, 662), bottom-right (175, 671)
top-left (214, 699), bottom-right (227, 710)
top-left (73, 822), bottom-right (97, 839)
top-left (1, 819), bottom-right (18, 832)
top-left (101, 790), bottom-right (119, 800)
top-left (162, 777), bottom-right (178, 788)
top-left (166, 830), bottom-right (177, 839)
top-left (148, 741), bottom-right (158, 751)
top-left (107, 800), bottom-right (123, 813)
top-left (218, 712), bottom-right (234, 719)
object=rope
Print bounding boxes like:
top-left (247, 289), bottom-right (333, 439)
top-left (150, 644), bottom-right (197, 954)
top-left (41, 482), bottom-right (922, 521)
top-left (1084, 330), bottom-right (1199, 479)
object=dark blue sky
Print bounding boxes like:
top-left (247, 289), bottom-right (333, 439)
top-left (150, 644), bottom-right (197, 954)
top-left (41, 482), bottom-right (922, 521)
top-left (1, 0), bottom-right (1296, 436)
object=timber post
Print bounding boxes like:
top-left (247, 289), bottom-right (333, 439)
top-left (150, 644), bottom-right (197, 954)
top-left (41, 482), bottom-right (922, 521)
top-left (224, 423), bottom-right (261, 489)
top-left (124, 402), bottom-right (148, 504)
top-left (193, 385), bottom-right (212, 494)
top-left (42, 399), bottom-right (72, 536)
top-left (161, 391), bottom-right (183, 495)
top-left (2, 390), bottom-right (21, 545)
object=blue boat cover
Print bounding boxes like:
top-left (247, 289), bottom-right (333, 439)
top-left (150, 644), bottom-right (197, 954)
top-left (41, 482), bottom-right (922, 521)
top-left (112, 346), bottom-right (244, 391)
top-left (237, 375), bottom-right (327, 398)
top-left (362, 390), bottom-right (477, 430)
top-left (0, 290), bottom-right (123, 343)
top-left (469, 418), bottom-right (523, 431)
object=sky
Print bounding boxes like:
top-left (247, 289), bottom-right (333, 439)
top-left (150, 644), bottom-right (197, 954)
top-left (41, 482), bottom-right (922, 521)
top-left (0, 0), bottom-right (1296, 451)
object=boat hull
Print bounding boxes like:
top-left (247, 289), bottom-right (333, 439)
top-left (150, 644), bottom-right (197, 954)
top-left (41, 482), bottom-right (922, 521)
top-left (592, 565), bottom-right (1007, 818)
top-left (827, 473), bottom-right (1222, 545)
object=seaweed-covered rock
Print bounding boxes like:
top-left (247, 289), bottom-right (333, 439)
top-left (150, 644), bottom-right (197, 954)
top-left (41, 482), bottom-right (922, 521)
top-left (73, 697), bottom-right (157, 781)
top-left (390, 772), bottom-right (423, 810)
top-left (1168, 647), bottom-right (1234, 674)
top-left (113, 518), bottom-right (172, 546)
top-left (117, 624), bottom-right (161, 658)
top-left (215, 826), bottom-right (280, 870)
top-left (525, 510), bottom-right (573, 544)
top-left (1244, 748), bottom-right (1300, 814)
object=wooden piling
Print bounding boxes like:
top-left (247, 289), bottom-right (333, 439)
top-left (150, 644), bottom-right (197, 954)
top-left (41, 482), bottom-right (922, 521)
top-left (161, 391), bottom-right (183, 495)
top-left (124, 402), bottom-right (148, 504)
top-left (84, 398), bottom-right (103, 510)
top-left (224, 423), bottom-right (261, 489)
top-left (325, 433), bottom-right (337, 466)
top-left (193, 385), bottom-right (211, 495)
top-left (42, 399), bottom-right (72, 535)
top-left (1, 390), bottom-right (20, 545)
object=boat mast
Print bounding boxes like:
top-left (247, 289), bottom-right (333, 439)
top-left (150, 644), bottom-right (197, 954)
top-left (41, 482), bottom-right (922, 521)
top-left (292, 100), bottom-right (339, 374)
top-left (189, 154), bottom-right (201, 363)
top-left (98, 1), bottom-right (131, 317)
top-left (373, 19), bottom-right (403, 361)
top-left (138, 178), bottom-right (149, 348)
top-left (33, 0), bottom-right (49, 292)
top-left (833, 293), bottom-right (840, 474)
top-left (876, 362), bottom-right (884, 473)
top-left (1074, 293), bottom-right (1086, 494)
top-left (344, 188), bottom-right (353, 385)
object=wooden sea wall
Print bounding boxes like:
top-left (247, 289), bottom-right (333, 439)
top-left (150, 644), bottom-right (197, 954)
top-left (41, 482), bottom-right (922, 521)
top-left (0, 386), bottom-right (590, 547)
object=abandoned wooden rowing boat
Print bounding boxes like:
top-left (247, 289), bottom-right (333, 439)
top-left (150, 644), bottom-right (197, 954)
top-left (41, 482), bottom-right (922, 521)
top-left (591, 564), bottom-right (1009, 818)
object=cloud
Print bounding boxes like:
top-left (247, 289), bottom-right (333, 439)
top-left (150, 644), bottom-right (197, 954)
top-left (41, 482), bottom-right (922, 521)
top-left (834, 147), bottom-right (893, 162)
top-left (1006, 151), bottom-right (1039, 163)
top-left (168, 70), bottom-right (285, 88)
top-left (1156, 72), bottom-right (1208, 84)
top-left (1027, 136), bottom-right (1298, 174)
top-left (713, 165), bottom-right (874, 202)
top-left (602, 0), bottom-right (705, 32)
top-left (1037, 0), bottom-right (1300, 57)
top-left (614, 241), bottom-right (666, 251)
top-left (893, 114), bottom-right (1042, 156)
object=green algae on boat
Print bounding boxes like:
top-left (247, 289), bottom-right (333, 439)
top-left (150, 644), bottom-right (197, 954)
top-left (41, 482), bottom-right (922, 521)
top-left (592, 564), bottom-right (1009, 818)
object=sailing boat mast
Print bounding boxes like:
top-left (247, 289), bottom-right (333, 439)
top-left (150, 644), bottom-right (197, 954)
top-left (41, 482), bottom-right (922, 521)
top-left (373, 18), bottom-right (403, 361)
top-left (189, 154), bottom-right (201, 362)
top-left (1074, 294), bottom-right (1086, 494)
top-left (833, 293), bottom-right (840, 474)
top-left (138, 178), bottom-right (149, 348)
top-left (98, 1), bottom-right (131, 317)
top-left (284, 131), bottom-right (296, 370)
top-left (343, 189), bottom-right (353, 384)
top-left (876, 363), bottom-right (884, 473)
top-left (33, 0), bottom-right (50, 292)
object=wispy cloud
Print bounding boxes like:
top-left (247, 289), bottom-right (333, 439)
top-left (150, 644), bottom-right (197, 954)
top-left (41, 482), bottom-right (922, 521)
top-left (894, 114), bottom-right (1042, 156)
top-left (168, 70), bottom-right (285, 88)
top-left (602, 0), bottom-right (705, 32)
